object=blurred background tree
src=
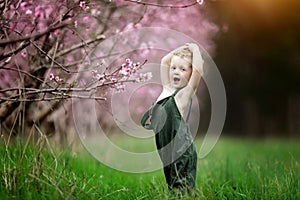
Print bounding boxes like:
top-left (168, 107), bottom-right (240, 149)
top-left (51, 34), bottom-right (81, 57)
top-left (207, 0), bottom-right (300, 137)
top-left (0, 0), bottom-right (216, 149)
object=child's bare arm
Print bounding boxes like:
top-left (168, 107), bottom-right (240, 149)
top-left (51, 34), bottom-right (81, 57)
top-left (160, 54), bottom-right (171, 86)
top-left (175, 43), bottom-right (204, 114)
top-left (186, 43), bottom-right (204, 96)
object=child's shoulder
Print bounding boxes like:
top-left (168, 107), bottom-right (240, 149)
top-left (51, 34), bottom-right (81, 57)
top-left (156, 85), bottom-right (175, 102)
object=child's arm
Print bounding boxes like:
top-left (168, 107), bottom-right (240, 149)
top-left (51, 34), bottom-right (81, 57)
top-left (186, 43), bottom-right (204, 96)
top-left (175, 43), bottom-right (204, 115)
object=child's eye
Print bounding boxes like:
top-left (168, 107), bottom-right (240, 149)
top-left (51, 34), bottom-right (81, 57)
top-left (181, 68), bottom-right (186, 71)
top-left (171, 66), bottom-right (176, 70)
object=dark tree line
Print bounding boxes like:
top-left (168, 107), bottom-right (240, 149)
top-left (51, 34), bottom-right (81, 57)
top-left (207, 0), bottom-right (300, 137)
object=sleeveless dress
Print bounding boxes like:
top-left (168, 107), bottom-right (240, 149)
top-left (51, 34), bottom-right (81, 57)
top-left (141, 90), bottom-right (197, 189)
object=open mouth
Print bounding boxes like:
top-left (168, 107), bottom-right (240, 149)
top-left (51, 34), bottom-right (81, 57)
top-left (173, 77), bottom-right (180, 84)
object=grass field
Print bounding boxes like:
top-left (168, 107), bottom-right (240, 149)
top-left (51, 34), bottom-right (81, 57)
top-left (1, 136), bottom-right (299, 199)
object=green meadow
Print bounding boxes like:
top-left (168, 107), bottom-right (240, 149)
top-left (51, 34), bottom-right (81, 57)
top-left (1, 137), bottom-right (299, 199)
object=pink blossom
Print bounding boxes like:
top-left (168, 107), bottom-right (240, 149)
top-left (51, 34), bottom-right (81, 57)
top-left (54, 30), bottom-right (61, 37)
top-left (79, 1), bottom-right (86, 9)
top-left (25, 9), bottom-right (32, 15)
top-left (49, 73), bottom-right (54, 80)
top-left (115, 83), bottom-right (125, 93)
top-left (124, 23), bottom-right (135, 31)
top-left (125, 58), bottom-right (131, 64)
top-left (20, 2), bottom-right (29, 10)
top-left (96, 74), bottom-right (104, 80)
top-left (21, 51), bottom-right (27, 58)
top-left (135, 72), bottom-right (152, 82)
top-left (83, 16), bottom-right (91, 23)
top-left (111, 77), bottom-right (117, 82)
top-left (144, 72), bottom-right (153, 81)
top-left (74, 20), bottom-right (78, 28)
top-left (91, 9), bottom-right (101, 16)
top-left (55, 76), bottom-right (60, 81)
top-left (196, 0), bottom-right (204, 5)
top-left (35, 6), bottom-right (44, 19)
top-left (119, 68), bottom-right (130, 76)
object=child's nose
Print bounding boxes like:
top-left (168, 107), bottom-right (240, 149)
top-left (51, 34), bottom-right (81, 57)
top-left (173, 68), bottom-right (180, 74)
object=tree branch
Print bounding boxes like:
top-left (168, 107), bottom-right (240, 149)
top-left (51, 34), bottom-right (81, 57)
top-left (54, 34), bottom-right (106, 59)
top-left (124, 0), bottom-right (199, 8)
top-left (0, 95), bottom-right (107, 102)
top-left (0, 22), bottom-right (69, 47)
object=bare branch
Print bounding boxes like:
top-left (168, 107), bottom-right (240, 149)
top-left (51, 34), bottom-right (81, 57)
top-left (33, 100), bottom-right (63, 123)
top-left (30, 40), bottom-right (70, 73)
top-left (0, 22), bottom-right (69, 47)
top-left (0, 95), bottom-right (107, 102)
top-left (54, 34), bottom-right (106, 58)
top-left (124, 0), bottom-right (199, 8)
top-left (0, 41), bottom-right (31, 61)
top-left (0, 67), bottom-right (51, 87)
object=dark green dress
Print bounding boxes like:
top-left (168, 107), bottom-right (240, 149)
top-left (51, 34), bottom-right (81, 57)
top-left (141, 90), bottom-right (197, 190)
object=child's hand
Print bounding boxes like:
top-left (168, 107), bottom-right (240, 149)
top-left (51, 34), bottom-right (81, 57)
top-left (176, 44), bottom-right (190, 52)
top-left (185, 43), bottom-right (199, 51)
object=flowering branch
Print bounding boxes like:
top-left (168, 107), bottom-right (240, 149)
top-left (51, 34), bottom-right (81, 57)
top-left (0, 58), bottom-right (151, 104)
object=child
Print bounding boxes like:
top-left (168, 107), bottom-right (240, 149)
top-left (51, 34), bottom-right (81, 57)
top-left (141, 43), bottom-right (204, 192)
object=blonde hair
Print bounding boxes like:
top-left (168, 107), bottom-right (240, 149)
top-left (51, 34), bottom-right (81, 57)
top-left (172, 47), bottom-right (192, 60)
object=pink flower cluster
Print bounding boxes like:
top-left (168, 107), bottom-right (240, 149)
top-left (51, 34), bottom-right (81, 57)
top-left (90, 58), bottom-right (151, 93)
top-left (91, 70), bottom-right (117, 83)
top-left (47, 58), bottom-right (150, 94)
top-left (18, 1), bottom-right (55, 32)
top-left (119, 58), bottom-right (140, 76)
top-left (114, 83), bottom-right (126, 93)
top-left (49, 73), bottom-right (63, 82)
top-left (135, 72), bottom-right (152, 83)
top-left (91, 70), bottom-right (104, 80)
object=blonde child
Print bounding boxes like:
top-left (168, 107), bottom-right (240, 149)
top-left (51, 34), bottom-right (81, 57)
top-left (141, 43), bottom-right (204, 191)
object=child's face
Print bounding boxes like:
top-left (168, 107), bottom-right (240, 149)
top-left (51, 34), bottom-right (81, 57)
top-left (169, 55), bottom-right (192, 89)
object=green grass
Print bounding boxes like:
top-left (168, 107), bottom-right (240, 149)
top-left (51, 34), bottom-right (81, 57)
top-left (1, 136), bottom-right (299, 199)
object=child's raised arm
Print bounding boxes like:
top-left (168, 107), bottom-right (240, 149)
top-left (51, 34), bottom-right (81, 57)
top-left (186, 43), bottom-right (204, 96)
top-left (174, 43), bottom-right (204, 115)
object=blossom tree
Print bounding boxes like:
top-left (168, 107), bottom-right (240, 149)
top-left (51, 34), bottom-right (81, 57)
top-left (0, 0), bottom-right (217, 148)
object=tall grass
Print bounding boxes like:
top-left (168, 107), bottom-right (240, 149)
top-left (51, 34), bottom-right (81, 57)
top-left (1, 136), bottom-right (299, 199)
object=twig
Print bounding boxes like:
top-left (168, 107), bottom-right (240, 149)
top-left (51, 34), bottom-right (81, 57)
top-left (0, 22), bottom-right (69, 46)
top-left (30, 40), bottom-right (70, 73)
top-left (0, 95), bottom-right (107, 102)
top-left (0, 67), bottom-right (50, 87)
top-left (0, 41), bottom-right (31, 61)
top-left (54, 34), bottom-right (106, 58)
top-left (124, 0), bottom-right (199, 8)
top-left (1, 24), bottom-right (70, 73)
